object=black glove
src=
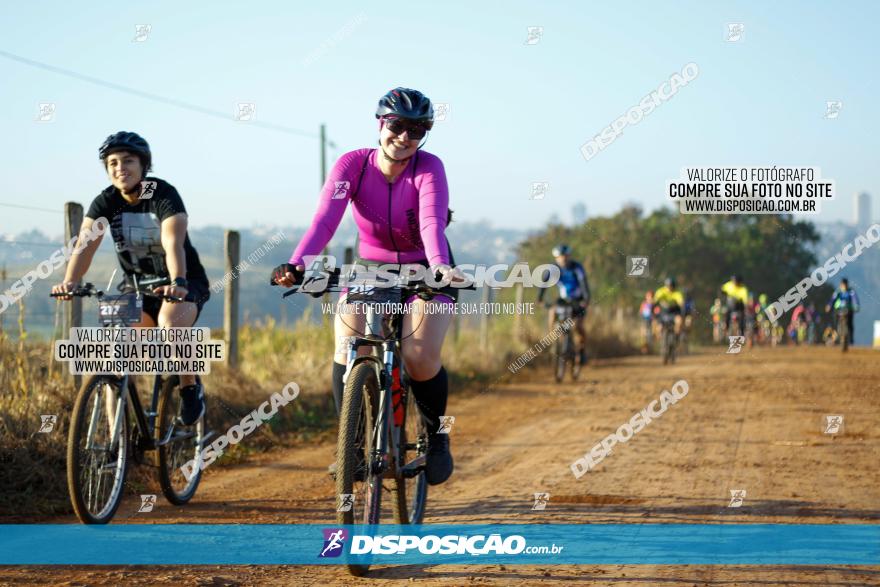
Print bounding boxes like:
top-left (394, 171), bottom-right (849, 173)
top-left (270, 263), bottom-right (302, 286)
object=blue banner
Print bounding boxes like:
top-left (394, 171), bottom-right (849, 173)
top-left (1, 524), bottom-right (878, 565)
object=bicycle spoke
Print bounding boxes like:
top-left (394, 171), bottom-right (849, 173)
top-left (78, 380), bottom-right (128, 519)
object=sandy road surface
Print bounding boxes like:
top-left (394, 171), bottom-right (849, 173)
top-left (3, 346), bottom-right (880, 586)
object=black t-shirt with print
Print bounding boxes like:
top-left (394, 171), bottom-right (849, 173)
top-left (86, 177), bottom-right (209, 288)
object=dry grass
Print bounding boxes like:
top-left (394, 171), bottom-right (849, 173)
top-left (0, 304), bottom-right (638, 519)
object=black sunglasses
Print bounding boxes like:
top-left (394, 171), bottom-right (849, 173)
top-left (383, 117), bottom-right (432, 140)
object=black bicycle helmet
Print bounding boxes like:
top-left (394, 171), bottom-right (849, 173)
top-left (552, 244), bottom-right (571, 257)
top-left (665, 276), bottom-right (677, 288)
top-left (375, 88), bottom-right (434, 128)
top-left (99, 131), bottom-right (152, 172)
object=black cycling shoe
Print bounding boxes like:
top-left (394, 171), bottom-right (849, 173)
top-left (425, 433), bottom-right (453, 485)
top-left (179, 383), bottom-right (205, 426)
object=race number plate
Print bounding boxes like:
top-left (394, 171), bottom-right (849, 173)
top-left (97, 293), bottom-right (143, 326)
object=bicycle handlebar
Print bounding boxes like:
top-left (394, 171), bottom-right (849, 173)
top-left (274, 267), bottom-right (477, 300)
top-left (51, 281), bottom-right (192, 303)
top-left (50, 283), bottom-right (102, 298)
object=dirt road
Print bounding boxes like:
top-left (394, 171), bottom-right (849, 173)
top-left (3, 346), bottom-right (880, 586)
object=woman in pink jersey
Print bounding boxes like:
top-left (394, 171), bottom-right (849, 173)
top-left (272, 88), bottom-right (461, 485)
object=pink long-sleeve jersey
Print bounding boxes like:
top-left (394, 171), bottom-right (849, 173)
top-left (289, 148), bottom-right (450, 267)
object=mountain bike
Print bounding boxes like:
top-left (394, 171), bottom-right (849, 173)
top-left (796, 318), bottom-right (808, 345)
top-left (52, 277), bottom-right (211, 524)
top-left (836, 307), bottom-right (850, 352)
top-left (275, 268), bottom-right (474, 576)
top-left (744, 311), bottom-right (758, 349)
top-left (658, 309), bottom-right (678, 365)
top-left (680, 315), bottom-right (692, 355)
top-left (547, 299), bottom-right (581, 382)
top-left (758, 315), bottom-right (772, 346)
top-left (728, 308), bottom-right (743, 338)
top-left (807, 320), bottom-right (818, 345)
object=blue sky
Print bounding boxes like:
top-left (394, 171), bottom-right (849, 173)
top-left (1, 0), bottom-right (877, 236)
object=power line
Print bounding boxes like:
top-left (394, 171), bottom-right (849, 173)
top-left (0, 240), bottom-right (66, 247)
top-left (0, 49), bottom-right (321, 139)
top-left (0, 202), bottom-right (62, 214)
top-left (0, 242), bottom-right (116, 259)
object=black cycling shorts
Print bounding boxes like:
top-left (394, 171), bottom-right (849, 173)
top-left (137, 281), bottom-right (210, 325)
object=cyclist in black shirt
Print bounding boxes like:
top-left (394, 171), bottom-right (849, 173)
top-left (51, 132), bottom-right (210, 424)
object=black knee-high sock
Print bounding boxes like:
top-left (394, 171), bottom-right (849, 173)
top-left (410, 367), bottom-right (448, 435)
top-left (332, 362), bottom-right (346, 416)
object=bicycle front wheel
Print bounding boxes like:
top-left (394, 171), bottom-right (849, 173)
top-left (67, 375), bottom-right (129, 524)
top-left (554, 336), bottom-right (566, 382)
top-left (663, 328), bottom-right (675, 365)
top-left (337, 362), bottom-right (382, 576)
top-left (392, 388), bottom-right (428, 524)
top-left (157, 375), bottom-right (205, 505)
top-left (570, 335), bottom-right (582, 381)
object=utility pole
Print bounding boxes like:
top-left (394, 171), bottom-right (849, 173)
top-left (320, 123), bottom-right (327, 187)
top-left (320, 123), bottom-right (337, 186)
top-left (320, 123), bottom-right (336, 322)
top-left (0, 264), bottom-right (5, 338)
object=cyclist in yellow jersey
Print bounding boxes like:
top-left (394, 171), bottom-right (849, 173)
top-left (720, 274), bottom-right (748, 336)
top-left (654, 276), bottom-right (684, 334)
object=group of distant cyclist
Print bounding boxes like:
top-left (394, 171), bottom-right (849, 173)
top-left (635, 274), bottom-right (860, 351)
top-left (526, 242), bottom-right (864, 364)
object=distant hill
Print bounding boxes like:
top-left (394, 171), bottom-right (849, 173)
top-left (0, 219), bottom-right (528, 337)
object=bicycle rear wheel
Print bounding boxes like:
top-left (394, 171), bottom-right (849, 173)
top-left (838, 316), bottom-right (849, 352)
top-left (392, 387), bottom-right (428, 524)
top-left (67, 375), bottom-right (129, 524)
top-left (157, 375), bottom-right (206, 505)
top-left (337, 362), bottom-right (382, 576)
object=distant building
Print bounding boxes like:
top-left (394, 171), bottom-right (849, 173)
top-left (572, 202), bottom-right (587, 225)
top-left (855, 191), bottom-right (871, 230)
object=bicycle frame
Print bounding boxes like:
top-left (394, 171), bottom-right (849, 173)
top-left (341, 301), bottom-right (421, 480)
top-left (277, 270), bottom-right (474, 484)
top-left (85, 281), bottom-right (200, 455)
top-left (94, 346), bottom-right (167, 456)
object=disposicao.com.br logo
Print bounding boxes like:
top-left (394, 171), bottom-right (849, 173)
top-left (318, 528), bottom-right (563, 557)
top-left (319, 528), bottom-right (348, 558)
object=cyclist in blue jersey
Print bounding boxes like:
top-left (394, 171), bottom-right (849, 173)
top-left (825, 278), bottom-right (859, 345)
top-left (538, 244), bottom-right (591, 365)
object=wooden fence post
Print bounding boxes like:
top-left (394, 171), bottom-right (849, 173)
top-left (480, 287), bottom-right (493, 362)
top-left (64, 203), bottom-right (83, 389)
top-left (514, 283), bottom-right (524, 342)
top-left (224, 230), bottom-right (240, 370)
